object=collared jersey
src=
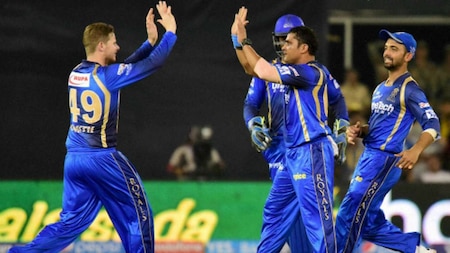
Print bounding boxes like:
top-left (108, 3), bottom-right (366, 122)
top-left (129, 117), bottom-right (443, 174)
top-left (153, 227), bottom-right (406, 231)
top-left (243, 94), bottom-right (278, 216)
top-left (65, 32), bottom-right (177, 151)
top-left (364, 72), bottom-right (440, 153)
top-left (276, 61), bottom-right (346, 148)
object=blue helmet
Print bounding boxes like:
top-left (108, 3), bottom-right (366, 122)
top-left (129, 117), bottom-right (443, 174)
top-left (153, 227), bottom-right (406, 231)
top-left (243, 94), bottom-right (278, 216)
top-left (272, 14), bottom-right (305, 58)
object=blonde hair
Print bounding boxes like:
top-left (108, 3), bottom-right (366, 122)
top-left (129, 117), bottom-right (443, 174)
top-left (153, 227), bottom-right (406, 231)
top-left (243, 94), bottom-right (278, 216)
top-left (82, 22), bottom-right (114, 55)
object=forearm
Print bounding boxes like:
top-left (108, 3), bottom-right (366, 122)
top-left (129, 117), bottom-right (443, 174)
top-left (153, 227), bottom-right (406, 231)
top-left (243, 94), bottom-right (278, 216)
top-left (241, 45), bottom-right (280, 83)
top-left (146, 31), bottom-right (177, 67)
top-left (124, 41), bottom-right (154, 63)
top-left (411, 131), bottom-right (435, 154)
top-left (235, 49), bottom-right (255, 75)
top-left (242, 44), bottom-right (261, 72)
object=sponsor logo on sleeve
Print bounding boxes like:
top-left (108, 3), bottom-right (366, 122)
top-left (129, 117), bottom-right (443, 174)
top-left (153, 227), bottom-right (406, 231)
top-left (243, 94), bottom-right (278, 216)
top-left (419, 102), bottom-right (430, 108)
top-left (117, 63), bottom-right (132, 75)
top-left (332, 78), bottom-right (340, 89)
top-left (288, 66), bottom-right (299, 76)
top-left (425, 109), bottom-right (438, 119)
top-left (278, 66), bottom-right (291, 75)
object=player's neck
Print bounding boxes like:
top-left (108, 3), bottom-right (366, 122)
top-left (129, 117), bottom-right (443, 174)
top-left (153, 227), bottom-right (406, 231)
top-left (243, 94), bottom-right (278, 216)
top-left (87, 54), bottom-right (107, 66)
top-left (295, 55), bottom-right (315, 65)
top-left (386, 68), bottom-right (408, 86)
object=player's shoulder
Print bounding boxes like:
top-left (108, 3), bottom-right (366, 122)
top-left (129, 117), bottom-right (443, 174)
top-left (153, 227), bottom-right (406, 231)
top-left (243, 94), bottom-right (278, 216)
top-left (403, 76), bottom-right (422, 93)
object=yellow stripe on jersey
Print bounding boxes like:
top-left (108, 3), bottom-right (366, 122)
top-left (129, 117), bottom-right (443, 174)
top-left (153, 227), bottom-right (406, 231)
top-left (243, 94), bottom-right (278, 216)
top-left (380, 76), bottom-right (412, 150)
top-left (266, 81), bottom-right (272, 129)
top-left (294, 89), bottom-right (310, 141)
top-left (92, 65), bottom-right (111, 148)
top-left (309, 64), bottom-right (327, 131)
top-left (292, 64), bottom-right (326, 142)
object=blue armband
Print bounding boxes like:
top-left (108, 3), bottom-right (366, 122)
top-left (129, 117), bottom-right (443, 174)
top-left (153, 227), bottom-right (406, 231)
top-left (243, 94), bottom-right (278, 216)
top-left (231, 34), bottom-right (242, 50)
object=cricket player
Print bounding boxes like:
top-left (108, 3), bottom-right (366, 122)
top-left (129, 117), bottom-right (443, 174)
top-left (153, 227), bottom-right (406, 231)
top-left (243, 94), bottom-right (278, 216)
top-left (242, 14), bottom-right (349, 253)
top-left (335, 29), bottom-right (440, 253)
top-left (232, 7), bottom-right (348, 253)
top-left (242, 14), bottom-right (313, 253)
top-left (8, 2), bottom-right (177, 253)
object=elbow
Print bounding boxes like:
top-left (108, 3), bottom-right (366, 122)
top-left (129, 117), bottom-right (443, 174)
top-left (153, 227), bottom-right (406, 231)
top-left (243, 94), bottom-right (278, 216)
top-left (244, 68), bottom-right (257, 76)
top-left (242, 62), bottom-right (257, 76)
top-left (254, 58), bottom-right (279, 82)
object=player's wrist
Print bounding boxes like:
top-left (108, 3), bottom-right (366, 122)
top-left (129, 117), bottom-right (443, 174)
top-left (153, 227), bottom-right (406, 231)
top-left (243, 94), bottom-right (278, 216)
top-left (358, 124), bottom-right (369, 138)
top-left (241, 38), bottom-right (252, 47)
top-left (231, 34), bottom-right (242, 50)
top-left (248, 116), bottom-right (264, 131)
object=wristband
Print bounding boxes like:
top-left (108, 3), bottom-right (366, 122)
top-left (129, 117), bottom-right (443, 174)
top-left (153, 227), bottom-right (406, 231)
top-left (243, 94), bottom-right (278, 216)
top-left (358, 124), bottom-right (369, 138)
top-left (231, 34), bottom-right (242, 50)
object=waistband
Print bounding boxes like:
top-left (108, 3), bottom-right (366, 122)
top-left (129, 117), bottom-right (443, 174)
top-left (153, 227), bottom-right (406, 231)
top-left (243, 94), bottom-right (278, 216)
top-left (67, 147), bottom-right (117, 154)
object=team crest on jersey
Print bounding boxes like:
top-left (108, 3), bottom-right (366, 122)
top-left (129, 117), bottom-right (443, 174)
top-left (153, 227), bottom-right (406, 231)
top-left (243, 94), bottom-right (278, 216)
top-left (387, 88), bottom-right (399, 102)
top-left (68, 72), bottom-right (90, 87)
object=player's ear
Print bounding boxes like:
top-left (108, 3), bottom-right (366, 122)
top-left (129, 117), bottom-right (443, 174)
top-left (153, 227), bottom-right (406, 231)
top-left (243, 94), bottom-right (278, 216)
top-left (405, 51), bottom-right (414, 62)
top-left (299, 42), bottom-right (308, 53)
top-left (97, 41), bottom-right (105, 52)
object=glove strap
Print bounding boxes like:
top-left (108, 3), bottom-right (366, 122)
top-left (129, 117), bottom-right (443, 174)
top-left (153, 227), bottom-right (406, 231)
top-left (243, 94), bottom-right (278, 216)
top-left (248, 116), bottom-right (265, 130)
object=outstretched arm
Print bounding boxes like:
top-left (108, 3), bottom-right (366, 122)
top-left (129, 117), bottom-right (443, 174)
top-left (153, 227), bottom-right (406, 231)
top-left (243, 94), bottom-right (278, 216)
top-left (231, 7), bottom-right (254, 75)
top-left (233, 6), bottom-right (281, 84)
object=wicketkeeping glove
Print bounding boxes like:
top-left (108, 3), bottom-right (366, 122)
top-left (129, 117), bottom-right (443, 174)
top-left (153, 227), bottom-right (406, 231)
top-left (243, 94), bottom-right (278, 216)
top-left (248, 116), bottom-right (272, 152)
top-left (333, 118), bottom-right (350, 165)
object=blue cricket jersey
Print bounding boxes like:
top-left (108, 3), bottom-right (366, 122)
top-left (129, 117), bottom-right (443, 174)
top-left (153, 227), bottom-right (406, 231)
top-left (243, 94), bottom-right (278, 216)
top-left (243, 76), bottom-right (286, 137)
top-left (276, 61), bottom-right (347, 148)
top-left (65, 32), bottom-right (177, 151)
top-left (364, 72), bottom-right (440, 153)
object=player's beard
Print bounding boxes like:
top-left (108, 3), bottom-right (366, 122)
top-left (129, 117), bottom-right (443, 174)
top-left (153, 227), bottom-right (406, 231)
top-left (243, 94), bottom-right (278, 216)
top-left (383, 57), bottom-right (400, 71)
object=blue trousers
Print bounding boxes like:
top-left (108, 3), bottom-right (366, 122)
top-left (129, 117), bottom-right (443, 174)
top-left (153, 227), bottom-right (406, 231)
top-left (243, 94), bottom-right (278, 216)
top-left (263, 136), bottom-right (313, 253)
top-left (258, 138), bottom-right (336, 253)
top-left (9, 149), bottom-right (154, 253)
top-left (335, 148), bottom-right (420, 253)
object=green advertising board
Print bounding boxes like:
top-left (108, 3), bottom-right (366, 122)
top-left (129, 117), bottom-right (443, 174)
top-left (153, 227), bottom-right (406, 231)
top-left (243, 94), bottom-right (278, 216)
top-left (2, 180), bottom-right (448, 252)
top-left (0, 181), bottom-right (271, 244)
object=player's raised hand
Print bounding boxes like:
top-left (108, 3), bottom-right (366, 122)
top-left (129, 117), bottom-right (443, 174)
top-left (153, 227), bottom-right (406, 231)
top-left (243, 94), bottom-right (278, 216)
top-left (235, 7), bottom-right (249, 44)
top-left (231, 7), bottom-right (248, 35)
top-left (146, 7), bottom-right (158, 45)
top-left (156, 1), bottom-right (176, 34)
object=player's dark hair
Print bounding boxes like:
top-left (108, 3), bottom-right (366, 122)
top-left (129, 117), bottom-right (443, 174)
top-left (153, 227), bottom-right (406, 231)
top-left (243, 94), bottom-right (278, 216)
top-left (289, 26), bottom-right (318, 56)
top-left (83, 22), bottom-right (115, 55)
